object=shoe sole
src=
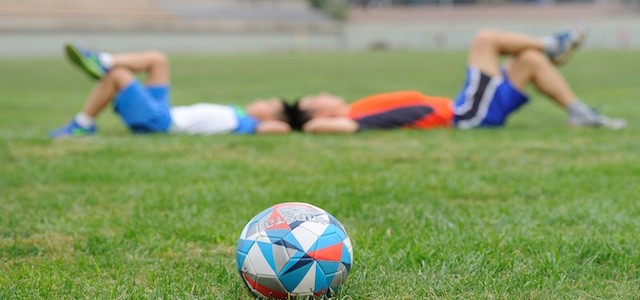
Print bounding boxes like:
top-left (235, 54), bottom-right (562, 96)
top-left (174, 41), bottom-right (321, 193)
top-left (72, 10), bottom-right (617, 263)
top-left (65, 44), bottom-right (103, 80)
top-left (569, 118), bottom-right (627, 130)
top-left (552, 26), bottom-right (588, 65)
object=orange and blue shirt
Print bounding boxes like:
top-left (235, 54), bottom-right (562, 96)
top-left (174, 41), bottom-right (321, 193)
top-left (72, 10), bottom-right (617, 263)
top-left (347, 91), bottom-right (454, 131)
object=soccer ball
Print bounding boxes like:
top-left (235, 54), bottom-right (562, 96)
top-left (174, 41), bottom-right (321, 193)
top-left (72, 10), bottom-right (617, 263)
top-left (236, 202), bottom-right (353, 299)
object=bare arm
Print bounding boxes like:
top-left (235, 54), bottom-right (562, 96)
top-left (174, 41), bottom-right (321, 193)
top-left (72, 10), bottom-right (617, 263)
top-left (255, 120), bottom-right (292, 134)
top-left (302, 117), bottom-right (359, 134)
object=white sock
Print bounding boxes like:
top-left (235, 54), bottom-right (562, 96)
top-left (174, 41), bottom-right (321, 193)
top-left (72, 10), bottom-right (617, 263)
top-left (541, 36), bottom-right (559, 55)
top-left (74, 112), bottom-right (95, 128)
top-left (98, 52), bottom-right (113, 70)
top-left (567, 100), bottom-right (598, 120)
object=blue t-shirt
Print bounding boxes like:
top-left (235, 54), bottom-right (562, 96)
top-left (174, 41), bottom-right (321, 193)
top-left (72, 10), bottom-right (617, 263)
top-left (233, 106), bottom-right (260, 134)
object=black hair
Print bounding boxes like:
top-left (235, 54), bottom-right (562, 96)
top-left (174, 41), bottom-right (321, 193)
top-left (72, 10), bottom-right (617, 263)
top-left (282, 99), bottom-right (312, 131)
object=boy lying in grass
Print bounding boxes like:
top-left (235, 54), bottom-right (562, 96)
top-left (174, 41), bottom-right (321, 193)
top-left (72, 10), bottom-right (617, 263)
top-left (287, 28), bottom-right (627, 133)
top-left (50, 46), bottom-right (293, 138)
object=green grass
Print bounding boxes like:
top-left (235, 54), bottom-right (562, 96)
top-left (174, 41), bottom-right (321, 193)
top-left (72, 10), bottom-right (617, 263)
top-left (1, 50), bottom-right (639, 299)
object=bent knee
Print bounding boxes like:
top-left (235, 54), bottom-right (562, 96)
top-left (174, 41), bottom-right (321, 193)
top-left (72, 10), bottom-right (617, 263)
top-left (104, 67), bottom-right (135, 88)
top-left (514, 49), bottom-right (549, 65)
top-left (105, 67), bottom-right (134, 81)
top-left (147, 51), bottom-right (169, 67)
top-left (471, 30), bottom-right (501, 49)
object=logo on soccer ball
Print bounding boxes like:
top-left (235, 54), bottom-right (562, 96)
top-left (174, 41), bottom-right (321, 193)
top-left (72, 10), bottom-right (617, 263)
top-left (236, 202), bottom-right (353, 298)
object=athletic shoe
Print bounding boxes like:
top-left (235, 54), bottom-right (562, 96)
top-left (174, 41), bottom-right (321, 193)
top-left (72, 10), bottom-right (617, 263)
top-left (65, 44), bottom-right (108, 79)
top-left (548, 25), bottom-right (588, 65)
top-left (49, 119), bottom-right (97, 138)
top-left (568, 111), bottom-right (627, 130)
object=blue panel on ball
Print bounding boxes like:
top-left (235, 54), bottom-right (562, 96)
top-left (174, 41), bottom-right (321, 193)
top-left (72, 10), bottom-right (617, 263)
top-left (328, 214), bottom-right (346, 233)
top-left (320, 224), bottom-right (337, 236)
top-left (257, 241), bottom-right (277, 274)
top-left (317, 260), bottom-right (340, 276)
top-left (314, 262), bottom-right (330, 293)
top-left (314, 232), bottom-right (343, 250)
top-left (341, 244), bottom-right (352, 268)
top-left (274, 238), bottom-right (302, 252)
top-left (288, 220), bottom-right (305, 230)
top-left (281, 232), bottom-right (304, 251)
top-left (265, 229), bottom-right (290, 241)
top-left (237, 239), bottom-right (255, 255)
top-left (281, 257), bottom-right (314, 276)
top-left (236, 251), bottom-right (248, 271)
top-left (279, 258), bottom-right (314, 292)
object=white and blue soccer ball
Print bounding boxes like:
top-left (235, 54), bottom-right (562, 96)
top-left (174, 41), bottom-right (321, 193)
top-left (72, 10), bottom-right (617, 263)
top-left (236, 202), bottom-right (353, 299)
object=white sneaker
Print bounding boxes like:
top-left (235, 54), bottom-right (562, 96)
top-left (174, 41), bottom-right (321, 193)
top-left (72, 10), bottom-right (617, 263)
top-left (568, 113), bottom-right (627, 130)
top-left (549, 25), bottom-right (588, 65)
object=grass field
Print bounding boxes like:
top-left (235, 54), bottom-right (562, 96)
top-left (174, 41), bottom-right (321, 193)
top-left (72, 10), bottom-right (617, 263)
top-left (1, 50), bottom-right (639, 299)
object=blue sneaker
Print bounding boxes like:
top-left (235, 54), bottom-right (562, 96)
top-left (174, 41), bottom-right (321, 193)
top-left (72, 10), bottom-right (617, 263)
top-left (65, 44), bottom-right (109, 80)
top-left (548, 25), bottom-right (588, 65)
top-left (49, 120), bottom-right (97, 138)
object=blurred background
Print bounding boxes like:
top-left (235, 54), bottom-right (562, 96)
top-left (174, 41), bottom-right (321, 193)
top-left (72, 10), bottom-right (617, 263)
top-left (1, 0), bottom-right (639, 56)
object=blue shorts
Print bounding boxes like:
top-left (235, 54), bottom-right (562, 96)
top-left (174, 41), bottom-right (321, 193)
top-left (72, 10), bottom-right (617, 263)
top-left (453, 67), bottom-right (529, 129)
top-left (114, 80), bottom-right (172, 133)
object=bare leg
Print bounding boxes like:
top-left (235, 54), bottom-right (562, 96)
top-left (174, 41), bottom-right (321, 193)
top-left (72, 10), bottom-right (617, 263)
top-left (80, 68), bottom-right (135, 117)
top-left (504, 49), bottom-right (626, 129)
top-left (460, 29), bottom-right (626, 129)
top-left (50, 50), bottom-right (172, 137)
top-left (468, 30), bottom-right (545, 76)
top-left (80, 51), bottom-right (169, 117)
top-left (469, 30), bottom-right (578, 107)
top-left (505, 49), bottom-right (577, 108)
top-left (110, 51), bottom-right (169, 85)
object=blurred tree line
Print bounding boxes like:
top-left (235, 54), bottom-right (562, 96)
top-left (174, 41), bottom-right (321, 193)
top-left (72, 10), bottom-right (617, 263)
top-left (309, 0), bottom-right (350, 20)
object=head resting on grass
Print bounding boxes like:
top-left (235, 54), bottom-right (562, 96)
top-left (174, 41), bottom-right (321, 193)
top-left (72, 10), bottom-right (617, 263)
top-left (282, 100), bottom-right (307, 131)
top-left (245, 98), bottom-right (294, 133)
top-left (285, 92), bottom-right (349, 130)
